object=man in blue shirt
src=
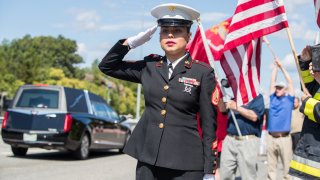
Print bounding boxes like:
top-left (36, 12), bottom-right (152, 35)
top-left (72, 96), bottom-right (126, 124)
top-left (220, 94), bottom-right (265, 180)
top-left (267, 59), bottom-right (295, 180)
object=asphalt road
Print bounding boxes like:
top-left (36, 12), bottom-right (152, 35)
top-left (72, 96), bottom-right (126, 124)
top-left (0, 139), bottom-right (137, 180)
top-left (0, 133), bottom-right (283, 180)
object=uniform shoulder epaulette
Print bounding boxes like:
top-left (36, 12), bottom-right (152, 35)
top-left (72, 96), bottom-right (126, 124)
top-left (192, 60), bottom-right (212, 69)
top-left (146, 54), bottom-right (163, 61)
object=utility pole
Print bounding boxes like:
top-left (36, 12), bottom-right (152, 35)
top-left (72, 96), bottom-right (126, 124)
top-left (135, 84), bottom-right (141, 120)
top-left (135, 4), bottom-right (145, 121)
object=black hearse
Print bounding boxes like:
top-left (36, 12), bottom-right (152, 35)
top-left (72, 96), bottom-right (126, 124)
top-left (1, 85), bottom-right (131, 159)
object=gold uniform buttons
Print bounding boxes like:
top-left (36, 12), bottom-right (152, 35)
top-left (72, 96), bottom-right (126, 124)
top-left (163, 85), bottom-right (169, 91)
top-left (161, 110), bottom-right (166, 116)
top-left (159, 123), bottom-right (164, 129)
top-left (161, 97), bottom-right (167, 103)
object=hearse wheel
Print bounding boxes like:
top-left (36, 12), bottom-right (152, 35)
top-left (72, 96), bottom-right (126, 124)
top-left (11, 146), bottom-right (28, 156)
top-left (73, 134), bottom-right (90, 160)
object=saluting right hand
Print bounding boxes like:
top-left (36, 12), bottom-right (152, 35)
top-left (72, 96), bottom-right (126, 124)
top-left (126, 25), bottom-right (158, 49)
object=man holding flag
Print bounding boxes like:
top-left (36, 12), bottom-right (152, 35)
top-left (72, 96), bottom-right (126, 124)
top-left (188, 15), bottom-right (266, 180)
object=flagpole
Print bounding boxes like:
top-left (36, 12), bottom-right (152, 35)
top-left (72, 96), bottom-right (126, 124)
top-left (263, 36), bottom-right (277, 59)
top-left (285, 27), bottom-right (310, 95)
top-left (197, 18), bottom-right (243, 137)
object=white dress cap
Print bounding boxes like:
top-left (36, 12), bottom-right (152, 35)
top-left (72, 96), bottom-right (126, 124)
top-left (151, 3), bottom-right (200, 21)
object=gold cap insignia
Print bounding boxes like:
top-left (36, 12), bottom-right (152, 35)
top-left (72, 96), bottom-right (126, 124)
top-left (168, 6), bottom-right (176, 11)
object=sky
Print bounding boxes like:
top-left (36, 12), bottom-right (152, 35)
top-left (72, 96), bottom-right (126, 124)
top-left (0, 0), bottom-right (319, 100)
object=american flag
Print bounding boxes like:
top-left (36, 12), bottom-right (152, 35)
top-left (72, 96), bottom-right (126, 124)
top-left (220, 39), bottom-right (262, 105)
top-left (315, 0), bottom-right (320, 28)
top-left (224, 0), bottom-right (288, 51)
top-left (187, 18), bottom-right (263, 105)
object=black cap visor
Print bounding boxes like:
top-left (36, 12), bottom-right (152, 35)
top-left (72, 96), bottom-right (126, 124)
top-left (157, 19), bottom-right (193, 27)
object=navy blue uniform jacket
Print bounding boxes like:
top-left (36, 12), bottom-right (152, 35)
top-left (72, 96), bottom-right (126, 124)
top-left (99, 40), bottom-right (217, 174)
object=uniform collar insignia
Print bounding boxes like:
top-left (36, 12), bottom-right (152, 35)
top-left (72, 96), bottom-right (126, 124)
top-left (156, 58), bottom-right (164, 67)
top-left (184, 53), bottom-right (192, 69)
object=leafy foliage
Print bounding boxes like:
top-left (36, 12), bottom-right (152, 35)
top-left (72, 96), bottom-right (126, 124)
top-left (0, 35), bottom-right (143, 116)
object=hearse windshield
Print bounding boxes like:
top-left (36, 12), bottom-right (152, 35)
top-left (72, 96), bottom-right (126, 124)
top-left (16, 89), bottom-right (59, 109)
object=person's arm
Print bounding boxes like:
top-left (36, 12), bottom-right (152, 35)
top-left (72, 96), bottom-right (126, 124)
top-left (300, 94), bottom-right (320, 123)
top-left (200, 69), bottom-right (217, 175)
top-left (225, 100), bottom-right (258, 122)
top-left (275, 59), bottom-right (294, 96)
top-left (217, 98), bottom-right (227, 113)
top-left (99, 26), bottom-right (157, 83)
top-left (99, 39), bottom-right (146, 83)
top-left (299, 46), bottom-right (318, 95)
top-left (270, 60), bottom-right (278, 94)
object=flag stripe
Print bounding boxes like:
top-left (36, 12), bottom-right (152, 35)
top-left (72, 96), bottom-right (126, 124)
top-left (233, 0), bottom-right (284, 23)
top-left (221, 52), bottom-right (242, 104)
top-left (315, 0), bottom-right (320, 28)
top-left (247, 39), bottom-right (262, 99)
top-left (255, 38), bottom-right (261, 81)
top-left (237, 45), bottom-right (250, 104)
top-left (224, 0), bottom-right (288, 51)
top-left (231, 47), bottom-right (242, 69)
top-left (226, 14), bottom-right (287, 44)
top-left (229, 6), bottom-right (286, 33)
top-left (252, 39), bottom-right (261, 90)
top-left (237, 0), bottom-right (253, 6)
top-left (246, 42), bottom-right (257, 99)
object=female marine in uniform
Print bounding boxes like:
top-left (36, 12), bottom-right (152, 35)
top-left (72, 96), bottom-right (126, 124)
top-left (99, 3), bottom-right (217, 180)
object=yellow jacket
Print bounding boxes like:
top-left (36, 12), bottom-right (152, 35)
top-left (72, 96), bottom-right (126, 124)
top-left (289, 58), bottom-right (320, 180)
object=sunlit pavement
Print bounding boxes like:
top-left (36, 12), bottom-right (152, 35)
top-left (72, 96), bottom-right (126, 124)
top-left (0, 133), bottom-right (284, 180)
top-left (0, 136), bottom-right (136, 180)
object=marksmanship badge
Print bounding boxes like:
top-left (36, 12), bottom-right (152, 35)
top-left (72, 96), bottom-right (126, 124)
top-left (184, 84), bottom-right (193, 95)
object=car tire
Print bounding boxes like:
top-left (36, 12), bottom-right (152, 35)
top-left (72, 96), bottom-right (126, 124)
top-left (11, 146), bottom-right (28, 156)
top-left (73, 134), bottom-right (90, 160)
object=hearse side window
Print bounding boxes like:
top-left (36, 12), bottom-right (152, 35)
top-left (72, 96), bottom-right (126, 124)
top-left (64, 88), bottom-right (88, 113)
top-left (92, 102), bottom-right (108, 118)
top-left (105, 106), bottom-right (120, 120)
top-left (16, 89), bottom-right (59, 109)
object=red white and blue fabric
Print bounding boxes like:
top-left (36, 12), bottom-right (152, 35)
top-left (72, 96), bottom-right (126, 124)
top-left (187, 18), bottom-right (263, 105)
top-left (220, 39), bottom-right (262, 105)
top-left (223, 0), bottom-right (288, 51)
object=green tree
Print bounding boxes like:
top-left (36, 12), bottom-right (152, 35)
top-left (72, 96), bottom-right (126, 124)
top-left (0, 35), bottom-right (84, 84)
top-left (87, 59), bottom-right (144, 115)
top-left (0, 35), bottom-right (144, 116)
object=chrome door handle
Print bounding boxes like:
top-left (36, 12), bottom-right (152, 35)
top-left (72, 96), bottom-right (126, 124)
top-left (46, 114), bottom-right (57, 118)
